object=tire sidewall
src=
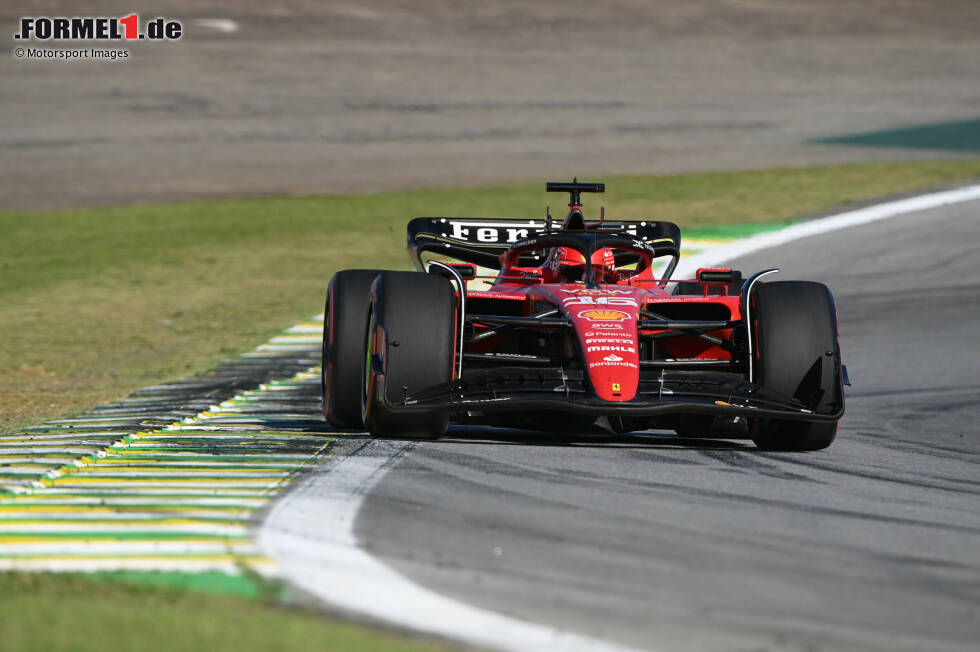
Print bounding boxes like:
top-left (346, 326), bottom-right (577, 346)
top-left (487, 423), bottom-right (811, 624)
top-left (750, 280), bottom-right (842, 451)
top-left (362, 272), bottom-right (455, 438)
top-left (322, 269), bottom-right (385, 428)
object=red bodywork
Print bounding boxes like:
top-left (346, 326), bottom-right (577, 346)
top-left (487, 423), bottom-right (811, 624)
top-left (381, 187), bottom-right (844, 435)
top-left (461, 242), bottom-right (741, 402)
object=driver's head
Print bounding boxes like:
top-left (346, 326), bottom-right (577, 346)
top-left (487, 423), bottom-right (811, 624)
top-left (592, 247), bottom-right (616, 283)
top-left (552, 247), bottom-right (616, 283)
top-left (554, 247), bottom-right (586, 282)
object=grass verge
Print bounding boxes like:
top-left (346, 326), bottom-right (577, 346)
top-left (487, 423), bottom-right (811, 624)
top-left (2, 159), bottom-right (980, 434)
top-left (0, 572), bottom-right (451, 652)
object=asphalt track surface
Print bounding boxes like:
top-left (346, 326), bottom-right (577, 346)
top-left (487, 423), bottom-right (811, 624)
top-left (354, 199), bottom-right (980, 652)
top-left (3, 0), bottom-right (979, 210)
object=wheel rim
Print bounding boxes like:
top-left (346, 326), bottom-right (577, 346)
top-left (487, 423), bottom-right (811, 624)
top-left (361, 306), bottom-right (377, 427)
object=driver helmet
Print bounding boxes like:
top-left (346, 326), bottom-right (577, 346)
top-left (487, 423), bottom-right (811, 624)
top-left (552, 247), bottom-right (616, 283)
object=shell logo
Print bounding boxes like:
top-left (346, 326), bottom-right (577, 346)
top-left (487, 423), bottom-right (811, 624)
top-left (578, 309), bottom-right (630, 322)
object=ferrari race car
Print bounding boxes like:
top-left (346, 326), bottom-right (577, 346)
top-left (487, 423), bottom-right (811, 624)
top-left (322, 180), bottom-right (847, 451)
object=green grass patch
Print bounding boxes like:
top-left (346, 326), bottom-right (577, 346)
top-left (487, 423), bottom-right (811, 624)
top-left (88, 569), bottom-right (274, 599)
top-left (2, 159), bottom-right (980, 433)
top-left (0, 572), bottom-right (451, 652)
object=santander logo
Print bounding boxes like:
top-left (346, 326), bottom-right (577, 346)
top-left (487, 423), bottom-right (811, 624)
top-left (603, 353), bottom-right (624, 362)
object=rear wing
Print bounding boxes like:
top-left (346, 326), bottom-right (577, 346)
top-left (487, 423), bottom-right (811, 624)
top-left (407, 217), bottom-right (681, 272)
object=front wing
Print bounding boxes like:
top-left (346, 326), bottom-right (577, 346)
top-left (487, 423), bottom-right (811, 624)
top-left (378, 367), bottom-right (844, 422)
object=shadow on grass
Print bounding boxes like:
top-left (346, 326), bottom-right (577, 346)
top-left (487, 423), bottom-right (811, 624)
top-left (815, 118), bottom-right (980, 152)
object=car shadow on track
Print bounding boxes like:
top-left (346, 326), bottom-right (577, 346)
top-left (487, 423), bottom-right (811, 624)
top-left (312, 422), bottom-right (758, 451)
top-left (431, 425), bottom-right (755, 451)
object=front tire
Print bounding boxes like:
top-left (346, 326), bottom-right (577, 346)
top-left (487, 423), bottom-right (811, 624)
top-left (362, 272), bottom-right (456, 438)
top-left (322, 269), bottom-right (385, 428)
top-left (749, 281), bottom-right (843, 451)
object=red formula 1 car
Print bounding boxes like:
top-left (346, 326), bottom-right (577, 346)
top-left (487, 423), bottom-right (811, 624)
top-left (322, 181), bottom-right (847, 450)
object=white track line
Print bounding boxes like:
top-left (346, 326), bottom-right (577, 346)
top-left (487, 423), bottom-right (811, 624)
top-left (258, 183), bottom-right (980, 652)
top-left (675, 183), bottom-right (980, 277)
top-left (259, 441), bottom-right (644, 652)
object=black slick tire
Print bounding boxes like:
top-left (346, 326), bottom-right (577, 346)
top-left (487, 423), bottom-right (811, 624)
top-left (322, 269), bottom-right (385, 428)
top-left (750, 280), bottom-right (843, 451)
top-left (362, 271), bottom-right (456, 439)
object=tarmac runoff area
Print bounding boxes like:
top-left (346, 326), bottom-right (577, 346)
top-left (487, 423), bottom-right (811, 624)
top-left (2, 187), bottom-right (978, 650)
top-left (2, 0), bottom-right (979, 210)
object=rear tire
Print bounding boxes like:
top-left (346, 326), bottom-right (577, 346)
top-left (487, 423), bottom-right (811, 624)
top-left (362, 272), bottom-right (456, 438)
top-left (749, 281), bottom-right (842, 451)
top-left (322, 269), bottom-right (385, 428)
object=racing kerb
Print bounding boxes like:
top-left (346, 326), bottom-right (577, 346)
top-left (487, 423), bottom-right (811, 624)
top-left (0, 320), bottom-right (329, 579)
